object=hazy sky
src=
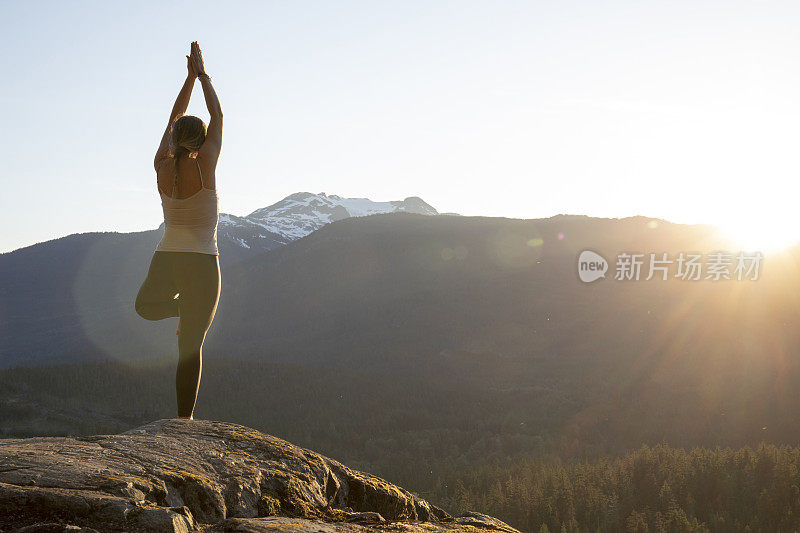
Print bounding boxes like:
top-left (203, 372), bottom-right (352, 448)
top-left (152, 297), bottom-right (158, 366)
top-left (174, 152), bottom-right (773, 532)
top-left (2, 0), bottom-right (799, 253)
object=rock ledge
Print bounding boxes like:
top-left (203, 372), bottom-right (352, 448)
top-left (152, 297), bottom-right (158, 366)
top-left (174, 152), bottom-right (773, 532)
top-left (0, 418), bottom-right (520, 533)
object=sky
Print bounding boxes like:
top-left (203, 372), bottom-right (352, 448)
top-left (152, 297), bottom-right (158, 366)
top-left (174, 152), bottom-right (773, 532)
top-left (1, 0), bottom-right (799, 253)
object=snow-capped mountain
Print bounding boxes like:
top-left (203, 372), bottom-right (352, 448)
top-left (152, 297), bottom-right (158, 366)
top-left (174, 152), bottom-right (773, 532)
top-left (177, 192), bottom-right (442, 263)
top-left (244, 192), bottom-right (439, 241)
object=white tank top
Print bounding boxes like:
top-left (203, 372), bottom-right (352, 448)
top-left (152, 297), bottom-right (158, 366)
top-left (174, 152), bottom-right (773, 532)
top-left (155, 157), bottom-right (219, 255)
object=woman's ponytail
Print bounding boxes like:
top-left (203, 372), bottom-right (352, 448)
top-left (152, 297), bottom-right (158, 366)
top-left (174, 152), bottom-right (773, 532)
top-left (168, 115), bottom-right (208, 187)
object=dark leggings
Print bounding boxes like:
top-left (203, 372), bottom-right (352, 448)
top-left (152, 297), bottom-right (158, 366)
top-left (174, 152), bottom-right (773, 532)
top-left (135, 251), bottom-right (221, 418)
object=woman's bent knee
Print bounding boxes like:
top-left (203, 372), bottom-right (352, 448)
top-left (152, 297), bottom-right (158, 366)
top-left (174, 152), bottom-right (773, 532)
top-left (135, 300), bottom-right (153, 320)
top-left (135, 299), bottom-right (164, 321)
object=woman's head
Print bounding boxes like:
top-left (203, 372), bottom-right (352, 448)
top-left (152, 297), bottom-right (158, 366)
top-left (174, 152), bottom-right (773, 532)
top-left (169, 115), bottom-right (207, 158)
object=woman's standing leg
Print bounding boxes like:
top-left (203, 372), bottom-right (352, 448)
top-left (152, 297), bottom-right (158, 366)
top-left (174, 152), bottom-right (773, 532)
top-left (135, 252), bottom-right (179, 320)
top-left (172, 252), bottom-right (221, 419)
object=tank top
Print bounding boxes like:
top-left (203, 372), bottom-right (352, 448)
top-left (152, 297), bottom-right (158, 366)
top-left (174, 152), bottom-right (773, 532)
top-left (155, 157), bottom-right (219, 255)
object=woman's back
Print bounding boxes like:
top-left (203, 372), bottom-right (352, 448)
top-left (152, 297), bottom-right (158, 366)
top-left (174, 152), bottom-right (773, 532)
top-left (155, 156), bottom-right (219, 255)
top-left (157, 154), bottom-right (216, 198)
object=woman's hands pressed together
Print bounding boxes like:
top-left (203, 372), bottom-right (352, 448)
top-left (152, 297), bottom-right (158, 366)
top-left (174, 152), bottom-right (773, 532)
top-left (190, 41), bottom-right (207, 77)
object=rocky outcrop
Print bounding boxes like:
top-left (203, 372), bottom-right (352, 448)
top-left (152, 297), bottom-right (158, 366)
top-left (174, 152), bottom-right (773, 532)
top-left (0, 419), bottom-right (520, 533)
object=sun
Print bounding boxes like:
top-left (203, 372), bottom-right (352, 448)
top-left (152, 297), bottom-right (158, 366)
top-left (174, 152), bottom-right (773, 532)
top-left (712, 216), bottom-right (800, 255)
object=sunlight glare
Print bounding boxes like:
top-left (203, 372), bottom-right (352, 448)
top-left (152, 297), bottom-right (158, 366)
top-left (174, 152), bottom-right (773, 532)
top-left (713, 216), bottom-right (800, 255)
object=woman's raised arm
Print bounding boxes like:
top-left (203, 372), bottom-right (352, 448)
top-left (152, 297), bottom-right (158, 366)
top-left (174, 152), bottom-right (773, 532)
top-left (154, 48), bottom-right (197, 170)
top-left (191, 42), bottom-right (222, 164)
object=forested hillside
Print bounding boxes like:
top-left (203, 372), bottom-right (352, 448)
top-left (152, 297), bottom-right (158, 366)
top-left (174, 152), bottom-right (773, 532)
top-left (4, 357), bottom-right (800, 532)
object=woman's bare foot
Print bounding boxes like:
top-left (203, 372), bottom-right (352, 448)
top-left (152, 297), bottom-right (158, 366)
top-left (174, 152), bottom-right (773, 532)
top-left (178, 415), bottom-right (193, 420)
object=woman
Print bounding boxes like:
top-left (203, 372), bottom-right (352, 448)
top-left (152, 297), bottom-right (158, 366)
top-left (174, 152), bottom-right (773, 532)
top-left (135, 41), bottom-right (223, 420)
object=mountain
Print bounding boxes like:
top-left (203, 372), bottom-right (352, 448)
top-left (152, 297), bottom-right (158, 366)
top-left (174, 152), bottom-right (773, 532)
top-left (243, 192), bottom-right (439, 242)
top-left (0, 418), bottom-right (519, 532)
top-left (209, 192), bottom-right (439, 259)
